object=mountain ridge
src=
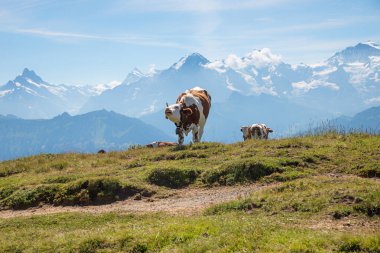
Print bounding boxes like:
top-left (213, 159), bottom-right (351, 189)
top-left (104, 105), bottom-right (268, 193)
top-left (1, 41), bottom-right (379, 138)
top-left (0, 110), bottom-right (173, 161)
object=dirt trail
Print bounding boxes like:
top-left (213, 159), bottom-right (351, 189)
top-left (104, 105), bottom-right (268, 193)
top-left (0, 184), bottom-right (262, 219)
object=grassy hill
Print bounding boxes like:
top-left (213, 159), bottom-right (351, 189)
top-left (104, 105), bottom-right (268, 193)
top-left (0, 133), bottom-right (379, 252)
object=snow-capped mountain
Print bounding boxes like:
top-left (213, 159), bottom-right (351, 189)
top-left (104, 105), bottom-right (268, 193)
top-left (80, 41), bottom-right (380, 119)
top-left (0, 68), bottom-right (115, 118)
top-left (80, 53), bottom-right (233, 116)
top-left (2, 41), bottom-right (379, 138)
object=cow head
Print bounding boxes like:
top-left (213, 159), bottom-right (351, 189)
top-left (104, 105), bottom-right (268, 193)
top-left (165, 103), bottom-right (195, 124)
top-left (165, 103), bottom-right (183, 124)
top-left (240, 126), bottom-right (251, 140)
top-left (250, 125), bottom-right (263, 139)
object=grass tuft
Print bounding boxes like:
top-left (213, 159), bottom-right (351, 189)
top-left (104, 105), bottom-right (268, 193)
top-left (201, 158), bottom-right (281, 185)
top-left (147, 168), bottom-right (200, 188)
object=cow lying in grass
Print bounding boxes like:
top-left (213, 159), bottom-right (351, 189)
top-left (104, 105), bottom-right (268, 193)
top-left (241, 124), bottom-right (273, 140)
top-left (146, 141), bottom-right (177, 148)
top-left (165, 87), bottom-right (211, 145)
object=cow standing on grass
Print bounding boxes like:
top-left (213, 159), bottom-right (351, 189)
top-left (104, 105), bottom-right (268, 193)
top-left (165, 87), bottom-right (211, 145)
top-left (241, 124), bottom-right (273, 140)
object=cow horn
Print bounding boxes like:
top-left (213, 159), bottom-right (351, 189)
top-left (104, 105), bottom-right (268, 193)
top-left (166, 102), bottom-right (169, 107)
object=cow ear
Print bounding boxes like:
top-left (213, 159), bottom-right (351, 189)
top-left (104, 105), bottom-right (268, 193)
top-left (182, 108), bottom-right (193, 115)
top-left (268, 128), bottom-right (273, 132)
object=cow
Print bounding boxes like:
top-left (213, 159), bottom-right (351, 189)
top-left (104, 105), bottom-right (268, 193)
top-left (146, 141), bottom-right (177, 148)
top-left (241, 124), bottom-right (273, 140)
top-left (165, 87), bottom-right (211, 145)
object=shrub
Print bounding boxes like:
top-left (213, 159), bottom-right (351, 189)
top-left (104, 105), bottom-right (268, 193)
top-left (0, 163), bottom-right (29, 177)
top-left (201, 159), bottom-right (281, 186)
top-left (147, 168), bottom-right (200, 188)
top-left (355, 163), bottom-right (380, 178)
top-left (3, 185), bottom-right (60, 209)
top-left (0, 185), bottom-right (17, 200)
top-left (339, 238), bottom-right (363, 252)
top-left (0, 178), bottom-right (152, 209)
top-left (56, 178), bottom-right (147, 205)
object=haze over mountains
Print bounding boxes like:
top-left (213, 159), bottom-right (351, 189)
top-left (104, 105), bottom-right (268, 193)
top-left (0, 110), bottom-right (172, 161)
top-left (1, 41), bottom-right (380, 150)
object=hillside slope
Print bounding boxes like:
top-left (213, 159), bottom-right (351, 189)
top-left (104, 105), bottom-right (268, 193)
top-left (0, 110), bottom-right (173, 161)
top-left (0, 134), bottom-right (379, 252)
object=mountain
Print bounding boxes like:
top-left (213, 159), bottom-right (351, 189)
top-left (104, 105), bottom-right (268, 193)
top-left (78, 42), bottom-right (380, 140)
top-left (0, 110), bottom-right (173, 161)
top-left (328, 41), bottom-right (380, 65)
top-left (2, 42), bottom-right (379, 139)
top-left (331, 105), bottom-right (380, 132)
top-left (80, 42), bottom-right (380, 118)
top-left (80, 53), bottom-right (231, 116)
top-left (0, 68), bottom-right (113, 119)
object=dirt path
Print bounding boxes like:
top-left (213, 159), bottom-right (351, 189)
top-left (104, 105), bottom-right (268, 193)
top-left (0, 184), bottom-right (262, 219)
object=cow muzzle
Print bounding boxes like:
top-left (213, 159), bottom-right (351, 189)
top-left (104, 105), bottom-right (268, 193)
top-left (165, 108), bottom-right (172, 115)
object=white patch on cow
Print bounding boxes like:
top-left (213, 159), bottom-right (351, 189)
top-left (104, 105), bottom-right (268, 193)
top-left (180, 91), bottom-right (207, 141)
top-left (166, 87), bottom-right (211, 144)
top-left (251, 124), bottom-right (264, 138)
top-left (189, 86), bottom-right (204, 92)
top-left (165, 103), bottom-right (182, 123)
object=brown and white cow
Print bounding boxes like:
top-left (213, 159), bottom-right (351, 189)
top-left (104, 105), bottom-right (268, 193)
top-left (165, 87), bottom-right (211, 145)
top-left (146, 141), bottom-right (177, 148)
top-left (241, 124), bottom-right (273, 140)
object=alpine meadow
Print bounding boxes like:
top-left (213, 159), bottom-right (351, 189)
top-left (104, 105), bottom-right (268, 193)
top-left (0, 1), bottom-right (380, 252)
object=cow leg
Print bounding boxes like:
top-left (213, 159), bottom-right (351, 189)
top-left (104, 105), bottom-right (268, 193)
top-left (177, 130), bottom-right (184, 145)
top-left (197, 126), bottom-right (204, 142)
top-left (192, 126), bottom-right (199, 143)
top-left (176, 127), bottom-right (184, 145)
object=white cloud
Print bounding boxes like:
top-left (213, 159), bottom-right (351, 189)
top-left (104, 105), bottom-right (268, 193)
top-left (224, 54), bottom-right (246, 69)
top-left (205, 48), bottom-right (282, 71)
top-left (147, 64), bottom-right (158, 76)
top-left (245, 48), bottom-right (282, 68)
top-left (365, 96), bottom-right (380, 105)
top-left (292, 80), bottom-right (340, 94)
top-left (113, 0), bottom-right (296, 13)
top-left (16, 28), bottom-right (101, 39)
top-left (93, 80), bottom-right (122, 95)
top-left (13, 28), bottom-right (189, 49)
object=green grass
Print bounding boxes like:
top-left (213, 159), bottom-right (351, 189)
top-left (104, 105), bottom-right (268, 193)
top-left (0, 133), bottom-right (379, 252)
top-left (205, 175), bottom-right (380, 217)
top-left (1, 133), bottom-right (379, 210)
top-left (0, 206), bottom-right (378, 252)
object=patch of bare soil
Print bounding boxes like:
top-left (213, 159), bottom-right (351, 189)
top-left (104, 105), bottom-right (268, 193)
top-left (0, 184), bottom-right (262, 219)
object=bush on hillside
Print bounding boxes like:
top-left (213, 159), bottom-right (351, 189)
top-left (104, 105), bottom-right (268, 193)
top-left (0, 178), bottom-right (152, 210)
top-left (147, 167), bottom-right (200, 188)
top-left (201, 159), bottom-right (281, 186)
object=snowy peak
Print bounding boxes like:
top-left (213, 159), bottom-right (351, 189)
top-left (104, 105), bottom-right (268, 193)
top-left (328, 41), bottom-right (380, 65)
top-left (19, 68), bottom-right (45, 84)
top-left (93, 81), bottom-right (122, 94)
top-left (243, 48), bottom-right (283, 68)
top-left (171, 53), bottom-right (210, 70)
top-left (361, 40), bottom-right (380, 50)
top-left (122, 67), bottom-right (148, 85)
top-left (130, 67), bottom-right (145, 77)
top-left (205, 48), bottom-right (282, 73)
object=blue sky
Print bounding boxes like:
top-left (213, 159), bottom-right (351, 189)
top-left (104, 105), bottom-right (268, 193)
top-left (0, 0), bottom-right (379, 86)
